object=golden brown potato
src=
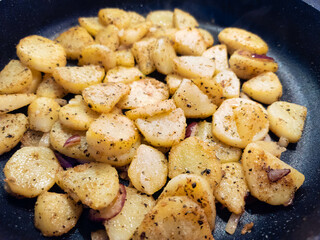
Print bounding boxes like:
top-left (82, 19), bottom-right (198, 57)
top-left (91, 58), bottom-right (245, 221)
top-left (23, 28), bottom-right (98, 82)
top-left (95, 25), bottom-right (119, 51)
top-left (202, 44), bottom-right (229, 73)
top-left (199, 28), bottom-right (214, 48)
top-left (119, 21), bottom-right (152, 46)
top-left (98, 8), bottom-right (131, 29)
top-left (19, 69), bottom-right (42, 94)
top-left (36, 74), bottom-right (67, 99)
top-left (213, 69), bottom-right (240, 99)
top-left (173, 28), bottom-right (206, 56)
top-left (0, 93), bottom-right (36, 114)
top-left (78, 17), bottom-right (105, 37)
top-left (104, 66), bottom-right (144, 84)
top-left (253, 140), bottom-right (286, 158)
top-left (173, 8), bottom-right (199, 29)
top-left (115, 49), bottom-right (135, 67)
top-left (127, 11), bottom-right (146, 26)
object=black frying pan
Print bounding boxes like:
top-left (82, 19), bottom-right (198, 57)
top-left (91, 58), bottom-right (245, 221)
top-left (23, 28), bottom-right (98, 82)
top-left (1, 0), bottom-right (320, 239)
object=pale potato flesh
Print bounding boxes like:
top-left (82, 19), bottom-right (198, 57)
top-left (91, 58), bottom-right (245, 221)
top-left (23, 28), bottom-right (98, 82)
top-left (0, 93), bottom-right (36, 114)
top-left (202, 44), bottom-right (229, 73)
top-left (213, 69), bottom-right (240, 99)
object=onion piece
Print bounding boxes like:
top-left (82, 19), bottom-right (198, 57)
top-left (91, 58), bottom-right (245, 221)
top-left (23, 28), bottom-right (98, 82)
top-left (54, 152), bottom-right (78, 169)
top-left (225, 213), bottom-right (241, 235)
top-left (251, 54), bottom-right (275, 62)
top-left (89, 184), bottom-right (126, 222)
top-left (63, 135), bottom-right (81, 147)
top-left (267, 168), bottom-right (291, 182)
top-left (185, 122), bottom-right (198, 138)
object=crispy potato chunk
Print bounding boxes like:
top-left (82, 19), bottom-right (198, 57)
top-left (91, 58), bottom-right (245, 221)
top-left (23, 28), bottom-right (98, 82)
top-left (0, 60), bottom-right (32, 94)
top-left (82, 82), bottom-right (130, 113)
top-left (78, 17), bottom-right (105, 37)
top-left (86, 113), bottom-right (140, 157)
top-left (34, 192), bottom-right (83, 237)
top-left (202, 44), bottom-right (229, 73)
top-left (173, 8), bottom-right (199, 29)
top-left (214, 162), bottom-right (249, 214)
top-left (229, 50), bottom-right (278, 79)
top-left (55, 26), bottom-right (94, 60)
top-left (98, 8), bottom-right (131, 29)
top-left (53, 65), bottom-right (105, 94)
top-left (20, 130), bottom-right (44, 147)
top-left (19, 69), bottom-right (42, 94)
top-left (119, 21), bottom-right (152, 46)
top-left (267, 101), bottom-right (307, 143)
top-left (133, 196), bottom-right (213, 240)
top-left (242, 72), bottom-right (283, 104)
top-left (242, 143), bottom-right (305, 205)
top-left (95, 25), bottom-right (120, 51)
top-left (173, 28), bottom-right (206, 56)
top-left (0, 93), bottom-right (36, 114)
top-left (135, 108), bottom-right (186, 147)
top-left (128, 144), bottom-right (168, 195)
top-left (253, 140), bottom-right (286, 158)
top-left (213, 69), bottom-right (240, 99)
top-left (212, 98), bottom-right (269, 148)
top-left (104, 187), bottom-right (155, 240)
top-left (168, 136), bottom-right (222, 189)
top-left (0, 113), bottom-right (28, 155)
top-left (146, 10), bottom-right (173, 28)
top-left (158, 174), bottom-right (216, 230)
top-left (57, 162), bottom-right (119, 210)
top-left (104, 66), bottom-right (144, 84)
top-left (173, 79), bottom-right (217, 118)
top-left (4, 147), bottom-right (61, 198)
top-left (127, 11), bottom-right (146, 26)
top-left (36, 73), bottom-right (67, 98)
top-left (50, 121), bottom-right (94, 161)
top-left (17, 35), bottom-right (66, 73)
top-left (117, 78), bottom-right (169, 109)
top-left (115, 49), bottom-right (135, 67)
top-left (199, 28), bottom-right (214, 48)
top-left (165, 74), bottom-right (183, 95)
top-left (218, 27), bottom-right (268, 55)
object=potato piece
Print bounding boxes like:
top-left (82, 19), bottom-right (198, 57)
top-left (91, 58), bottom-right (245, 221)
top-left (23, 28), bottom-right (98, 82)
top-left (135, 108), bottom-right (186, 147)
top-left (127, 11), bottom-right (146, 26)
top-left (131, 38), bottom-right (157, 75)
top-left (212, 98), bottom-right (269, 148)
top-left (82, 83), bottom-right (130, 113)
top-left (242, 143), bottom-right (305, 205)
top-left (0, 93), bottom-right (36, 114)
top-left (21, 130), bottom-right (43, 147)
top-left (158, 174), bottom-right (216, 230)
top-left (173, 79), bottom-right (217, 118)
top-left (202, 44), bottom-right (229, 73)
top-left (34, 192), bottom-right (83, 237)
top-left (146, 10), bottom-right (173, 28)
top-left (117, 78), bottom-right (169, 109)
top-left (173, 56), bottom-right (215, 79)
top-left (151, 37), bottom-right (176, 75)
top-left (146, 26), bottom-right (177, 42)
top-left (36, 74), bottom-right (67, 98)
top-left (95, 25), bottom-right (119, 51)
top-left (213, 69), bottom-right (240, 99)
top-left (78, 44), bottom-right (116, 71)
top-left (104, 187), bottom-right (155, 240)
top-left (115, 49), bottom-right (135, 67)
top-left (4, 146), bottom-right (61, 198)
top-left (173, 28), bottom-right (206, 56)
top-left (128, 144), bottom-right (168, 195)
top-left (165, 74), bottom-right (183, 95)
top-left (98, 8), bottom-right (131, 29)
top-left (55, 26), bottom-right (94, 60)
top-left (17, 35), bottom-right (66, 73)
top-left (242, 72), bottom-right (283, 104)
top-left (196, 121), bottom-right (242, 163)
top-left (229, 50), bottom-right (278, 79)
top-left (173, 8), bottom-right (199, 29)
top-left (168, 136), bottom-right (222, 189)
top-left (28, 97), bottom-right (60, 132)
top-left (125, 99), bottom-right (176, 120)
top-left (20, 69), bottom-right (42, 94)
top-left (53, 65), bottom-right (105, 94)
top-left (119, 21), bottom-right (152, 46)
top-left (0, 60), bottom-right (33, 94)
top-left (214, 162), bottom-right (249, 214)
top-left (86, 113), bottom-right (140, 158)
top-left (78, 17), bottom-right (105, 37)
top-left (218, 27), bottom-right (268, 55)
top-left (267, 101), bottom-right (307, 143)
top-left (253, 140), bottom-right (286, 158)
top-left (59, 96), bottom-right (100, 131)
top-left (0, 113), bottom-right (28, 155)
top-left (104, 66), bottom-right (144, 84)
top-left (199, 28), bottom-right (214, 48)
top-left (133, 196), bottom-right (213, 240)
top-left (57, 162), bottom-right (119, 210)
top-left (50, 121), bottom-right (94, 161)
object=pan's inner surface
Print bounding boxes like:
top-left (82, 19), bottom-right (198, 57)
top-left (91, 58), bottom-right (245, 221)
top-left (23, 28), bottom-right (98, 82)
top-left (0, 0), bottom-right (320, 239)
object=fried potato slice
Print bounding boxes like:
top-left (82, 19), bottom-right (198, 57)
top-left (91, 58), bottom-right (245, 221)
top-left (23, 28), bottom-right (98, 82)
top-left (199, 28), bottom-right (214, 48)
top-left (117, 78), bottom-right (169, 109)
top-left (19, 69), bottom-right (42, 94)
top-left (253, 140), bottom-right (286, 158)
top-left (168, 136), bottom-right (222, 189)
top-left (214, 162), bottom-right (249, 214)
top-left (128, 144), bottom-right (168, 195)
top-left (0, 60), bottom-right (33, 94)
top-left (34, 192), bottom-right (83, 237)
top-left (55, 26), bottom-right (94, 60)
top-left (36, 73), bottom-right (67, 99)
top-left (173, 28), bottom-right (206, 56)
top-left (173, 8), bottom-right (199, 29)
top-left (17, 35), bottom-right (67, 73)
top-left (165, 74), bottom-right (183, 95)
top-left (115, 49), bottom-right (135, 67)
top-left (133, 196), bottom-right (213, 240)
top-left (0, 93), bottom-right (36, 114)
top-left (95, 25), bottom-right (120, 51)
top-left (98, 8), bottom-right (131, 29)
top-left (20, 129), bottom-right (44, 147)
top-left (104, 187), bottom-right (155, 240)
top-left (146, 10), bottom-right (173, 28)
top-left (213, 69), bottom-right (240, 99)
top-left (135, 108), bottom-right (186, 147)
top-left (57, 162), bottom-right (119, 210)
top-left (202, 44), bottom-right (229, 73)
top-left (242, 143), bottom-right (305, 205)
top-left (127, 11), bottom-right (146, 26)
top-left (158, 174), bottom-right (216, 230)
top-left (4, 146), bottom-right (61, 198)
top-left (53, 65), bottom-right (105, 94)
top-left (78, 17), bottom-right (105, 37)
top-left (0, 113), bottom-right (28, 155)
top-left (119, 21), bottom-right (152, 46)
top-left (104, 66), bottom-right (144, 84)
